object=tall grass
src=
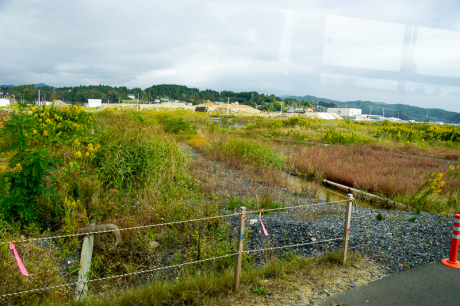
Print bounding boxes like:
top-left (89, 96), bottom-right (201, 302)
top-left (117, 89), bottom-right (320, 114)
top-left (288, 144), bottom-right (460, 213)
top-left (189, 134), bottom-right (285, 170)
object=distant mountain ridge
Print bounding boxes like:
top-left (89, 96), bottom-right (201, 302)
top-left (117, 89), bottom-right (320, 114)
top-left (280, 95), bottom-right (460, 123)
top-left (0, 83), bottom-right (55, 89)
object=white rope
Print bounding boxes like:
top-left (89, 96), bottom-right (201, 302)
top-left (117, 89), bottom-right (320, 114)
top-left (0, 252), bottom-right (238, 299)
top-left (0, 213), bottom-right (240, 245)
top-left (244, 237), bottom-right (343, 254)
top-left (1, 200), bottom-right (347, 245)
top-left (245, 199), bottom-right (348, 214)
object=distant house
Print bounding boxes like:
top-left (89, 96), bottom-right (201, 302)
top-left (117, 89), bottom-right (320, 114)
top-left (305, 108), bottom-right (314, 112)
top-left (231, 101), bottom-right (239, 105)
top-left (153, 99), bottom-right (160, 103)
top-left (127, 94), bottom-right (136, 99)
top-left (160, 97), bottom-right (169, 102)
top-left (327, 108), bottom-right (362, 119)
top-left (85, 99), bottom-right (102, 108)
top-left (0, 98), bottom-right (10, 106)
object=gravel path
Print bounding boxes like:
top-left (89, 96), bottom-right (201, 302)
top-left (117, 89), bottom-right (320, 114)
top-left (230, 205), bottom-right (453, 274)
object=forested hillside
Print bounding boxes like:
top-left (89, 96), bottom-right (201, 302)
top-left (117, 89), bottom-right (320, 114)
top-left (2, 84), bottom-right (315, 112)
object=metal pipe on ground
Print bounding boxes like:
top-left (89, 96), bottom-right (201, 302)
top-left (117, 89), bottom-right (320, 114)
top-left (322, 179), bottom-right (413, 211)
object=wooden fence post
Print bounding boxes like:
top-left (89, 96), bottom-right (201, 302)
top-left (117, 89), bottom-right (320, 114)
top-left (233, 206), bottom-right (246, 293)
top-left (75, 234), bottom-right (94, 300)
top-left (341, 194), bottom-right (353, 265)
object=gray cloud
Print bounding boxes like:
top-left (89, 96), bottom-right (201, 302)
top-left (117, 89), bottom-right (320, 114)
top-left (1, 0), bottom-right (460, 111)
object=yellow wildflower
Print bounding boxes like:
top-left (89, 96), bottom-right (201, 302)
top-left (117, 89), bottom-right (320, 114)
top-left (13, 163), bottom-right (22, 173)
top-left (43, 130), bottom-right (48, 136)
top-left (33, 130), bottom-right (37, 135)
top-left (73, 139), bottom-right (80, 147)
top-left (75, 151), bottom-right (82, 158)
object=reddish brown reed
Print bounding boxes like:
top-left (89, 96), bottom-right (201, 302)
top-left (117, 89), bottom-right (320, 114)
top-left (288, 144), bottom-right (460, 197)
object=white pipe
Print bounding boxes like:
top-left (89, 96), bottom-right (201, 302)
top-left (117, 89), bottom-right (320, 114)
top-left (322, 179), bottom-right (412, 211)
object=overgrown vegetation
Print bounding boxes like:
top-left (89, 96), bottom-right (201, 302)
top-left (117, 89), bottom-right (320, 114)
top-left (1, 106), bottom-right (459, 305)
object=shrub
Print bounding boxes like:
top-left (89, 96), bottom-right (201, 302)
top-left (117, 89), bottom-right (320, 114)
top-left (96, 134), bottom-right (188, 192)
top-left (0, 108), bottom-right (62, 225)
top-left (323, 129), bottom-right (372, 144)
top-left (159, 114), bottom-right (196, 135)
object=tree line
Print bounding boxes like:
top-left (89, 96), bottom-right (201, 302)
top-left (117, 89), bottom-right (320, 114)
top-left (2, 84), bottom-right (317, 112)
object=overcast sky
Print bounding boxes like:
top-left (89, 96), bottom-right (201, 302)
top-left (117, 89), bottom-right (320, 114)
top-left (1, 0), bottom-right (460, 111)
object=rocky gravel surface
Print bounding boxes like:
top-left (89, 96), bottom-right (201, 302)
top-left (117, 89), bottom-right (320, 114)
top-left (229, 206), bottom-right (453, 274)
top-left (183, 144), bottom-right (455, 273)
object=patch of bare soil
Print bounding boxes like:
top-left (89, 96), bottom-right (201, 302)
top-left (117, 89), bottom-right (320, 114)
top-left (219, 257), bottom-right (389, 306)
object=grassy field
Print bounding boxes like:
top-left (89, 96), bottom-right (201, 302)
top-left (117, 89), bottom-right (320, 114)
top-left (0, 107), bottom-right (459, 305)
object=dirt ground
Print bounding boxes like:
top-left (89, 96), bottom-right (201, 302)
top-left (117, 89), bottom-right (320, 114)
top-left (97, 103), bottom-right (343, 119)
top-left (218, 257), bottom-right (389, 306)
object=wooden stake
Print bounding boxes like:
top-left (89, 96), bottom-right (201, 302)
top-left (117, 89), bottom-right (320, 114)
top-left (233, 207), bottom-right (246, 293)
top-left (75, 234), bottom-right (94, 300)
top-left (342, 194), bottom-right (353, 265)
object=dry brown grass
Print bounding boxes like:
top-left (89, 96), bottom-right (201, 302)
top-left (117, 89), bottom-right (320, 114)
top-left (288, 144), bottom-right (460, 198)
top-left (370, 142), bottom-right (460, 161)
top-left (0, 110), bottom-right (9, 128)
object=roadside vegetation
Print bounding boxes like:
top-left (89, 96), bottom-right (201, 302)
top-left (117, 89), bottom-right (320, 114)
top-left (0, 106), bottom-right (459, 305)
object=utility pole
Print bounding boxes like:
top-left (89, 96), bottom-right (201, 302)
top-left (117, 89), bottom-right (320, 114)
top-left (280, 100), bottom-right (283, 115)
top-left (383, 108), bottom-right (385, 118)
top-left (137, 93), bottom-right (139, 111)
top-left (227, 97), bottom-right (229, 115)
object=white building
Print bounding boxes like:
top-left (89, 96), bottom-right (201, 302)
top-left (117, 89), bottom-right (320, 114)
top-left (153, 99), bottom-right (160, 103)
top-left (0, 98), bottom-right (10, 106)
top-left (384, 117), bottom-right (403, 123)
top-left (327, 108), bottom-right (362, 118)
top-left (160, 97), bottom-right (169, 101)
top-left (85, 99), bottom-right (102, 108)
top-left (127, 94), bottom-right (136, 99)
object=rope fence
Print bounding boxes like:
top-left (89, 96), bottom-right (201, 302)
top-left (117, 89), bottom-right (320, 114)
top-left (243, 237), bottom-right (343, 254)
top-left (1, 196), bottom-right (355, 300)
top-left (245, 199), bottom-right (347, 214)
top-left (1, 200), bottom-right (347, 245)
top-left (0, 252), bottom-right (239, 299)
top-left (0, 213), bottom-right (241, 245)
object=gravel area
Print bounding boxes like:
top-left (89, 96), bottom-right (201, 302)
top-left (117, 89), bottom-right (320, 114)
top-left (183, 144), bottom-right (455, 274)
top-left (229, 205), bottom-right (453, 274)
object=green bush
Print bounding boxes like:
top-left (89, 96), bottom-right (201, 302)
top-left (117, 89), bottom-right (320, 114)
top-left (96, 134), bottom-right (188, 192)
top-left (323, 129), bottom-right (372, 144)
top-left (159, 115), bottom-right (196, 135)
top-left (0, 108), bottom-right (61, 225)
